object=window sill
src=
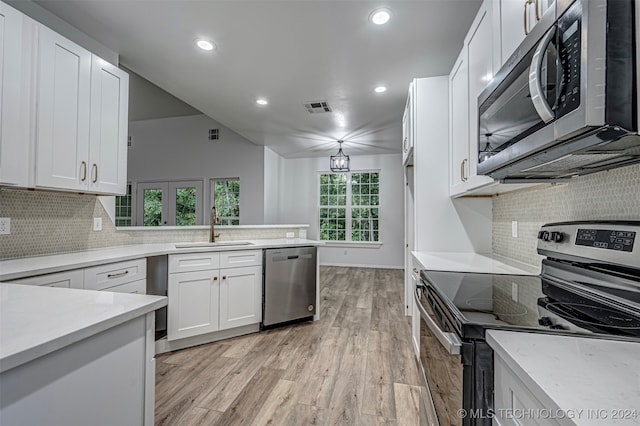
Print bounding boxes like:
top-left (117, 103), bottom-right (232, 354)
top-left (321, 241), bottom-right (382, 249)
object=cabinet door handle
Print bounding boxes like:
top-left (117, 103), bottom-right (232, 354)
top-left (92, 164), bottom-right (98, 183)
top-left (213, 276), bottom-right (218, 281)
top-left (534, 0), bottom-right (541, 21)
top-left (81, 161), bottom-right (87, 182)
top-left (107, 270), bottom-right (129, 279)
top-left (403, 137), bottom-right (408, 152)
top-left (460, 159), bottom-right (468, 182)
top-left (524, 0), bottom-right (534, 35)
top-left (222, 276), bottom-right (227, 280)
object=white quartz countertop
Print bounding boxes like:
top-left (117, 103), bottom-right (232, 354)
top-left (0, 283), bottom-right (167, 373)
top-left (487, 330), bottom-right (640, 426)
top-left (0, 239), bottom-right (322, 281)
top-left (411, 251), bottom-right (540, 275)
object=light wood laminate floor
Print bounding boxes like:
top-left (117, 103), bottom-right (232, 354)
top-left (155, 266), bottom-right (422, 425)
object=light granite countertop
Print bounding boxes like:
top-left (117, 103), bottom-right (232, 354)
top-left (487, 330), bottom-right (640, 426)
top-left (0, 239), bottom-right (322, 281)
top-left (411, 251), bottom-right (540, 275)
top-left (0, 283), bottom-right (167, 373)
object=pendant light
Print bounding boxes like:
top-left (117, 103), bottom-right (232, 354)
top-left (330, 140), bottom-right (350, 172)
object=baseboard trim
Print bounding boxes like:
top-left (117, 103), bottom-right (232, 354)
top-left (319, 262), bottom-right (403, 269)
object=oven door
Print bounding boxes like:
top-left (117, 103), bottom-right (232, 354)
top-left (414, 282), bottom-right (464, 425)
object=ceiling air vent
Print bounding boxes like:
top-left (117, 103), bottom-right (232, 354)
top-left (304, 100), bottom-right (332, 114)
top-left (208, 128), bottom-right (219, 141)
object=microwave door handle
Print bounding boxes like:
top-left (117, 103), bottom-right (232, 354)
top-left (414, 286), bottom-right (462, 355)
top-left (528, 27), bottom-right (556, 123)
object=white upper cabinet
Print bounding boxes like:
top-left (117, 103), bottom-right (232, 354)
top-left (459, 0), bottom-right (499, 193)
top-left (0, 7), bottom-right (129, 196)
top-left (89, 55), bottom-right (129, 194)
top-left (35, 25), bottom-right (92, 192)
top-left (402, 83), bottom-right (414, 167)
top-left (0, 3), bottom-right (34, 187)
top-left (449, 49), bottom-right (470, 194)
top-left (500, 0), bottom-right (555, 66)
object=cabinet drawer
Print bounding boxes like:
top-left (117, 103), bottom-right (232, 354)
top-left (169, 253), bottom-right (220, 273)
top-left (102, 279), bottom-right (146, 294)
top-left (10, 269), bottom-right (84, 289)
top-left (84, 258), bottom-right (146, 290)
top-left (220, 250), bottom-right (262, 269)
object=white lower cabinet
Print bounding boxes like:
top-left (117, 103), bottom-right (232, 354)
top-left (9, 269), bottom-right (84, 289)
top-left (167, 249), bottom-right (263, 341)
top-left (219, 265), bottom-right (262, 330)
top-left (168, 269), bottom-right (221, 340)
top-left (494, 354), bottom-right (560, 426)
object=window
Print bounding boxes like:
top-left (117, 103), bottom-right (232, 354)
top-left (115, 183), bottom-right (132, 226)
top-left (211, 179), bottom-right (240, 225)
top-left (319, 171), bottom-right (380, 242)
top-left (135, 180), bottom-right (203, 226)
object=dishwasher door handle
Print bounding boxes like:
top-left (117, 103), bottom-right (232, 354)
top-left (272, 254), bottom-right (313, 262)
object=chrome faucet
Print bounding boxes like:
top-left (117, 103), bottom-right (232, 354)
top-left (210, 206), bottom-right (221, 242)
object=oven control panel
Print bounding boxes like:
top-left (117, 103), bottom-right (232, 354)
top-left (537, 221), bottom-right (640, 269)
top-left (575, 229), bottom-right (635, 252)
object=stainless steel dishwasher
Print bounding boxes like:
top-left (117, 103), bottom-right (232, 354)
top-left (263, 246), bottom-right (317, 328)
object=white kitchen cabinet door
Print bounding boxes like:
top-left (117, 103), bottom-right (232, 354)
top-left (0, 4), bottom-right (34, 187)
top-left (449, 49), bottom-right (470, 195)
top-left (88, 55), bottom-right (129, 195)
top-left (10, 269), bottom-right (84, 289)
top-left (464, 0), bottom-right (499, 191)
top-left (167, 270), bottom-right (220, 340)
top-left (35, 25), bottom-right (91, 191)
top-left (219, 265), bottom-right (262, 330)
top-left (402, 83), bottom-right (414, 166)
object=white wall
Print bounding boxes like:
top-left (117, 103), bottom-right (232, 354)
top-left (263, 147), bottom-right (283, 224)
top-left (128, 114), bottom-right (266, 224)
top-left (278, 154), bottom-right (405, 268)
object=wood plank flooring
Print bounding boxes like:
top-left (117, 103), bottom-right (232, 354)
top-left (155, 266), bottom-right (422, 425)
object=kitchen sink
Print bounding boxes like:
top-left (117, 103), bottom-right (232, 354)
top-left (174, 241), bottom-right (254, 249)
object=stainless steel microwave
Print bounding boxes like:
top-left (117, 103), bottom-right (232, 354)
top-left (477, 0), bottom-right (640, 181)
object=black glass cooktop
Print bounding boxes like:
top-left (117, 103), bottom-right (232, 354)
top-left (419, 269), bottom-right (640, 340)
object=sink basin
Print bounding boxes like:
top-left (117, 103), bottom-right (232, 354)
top-left (175, 241), bottom-right (254, 249)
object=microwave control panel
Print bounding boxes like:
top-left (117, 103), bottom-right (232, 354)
top-left (556, 0), bottom-right (582, 119)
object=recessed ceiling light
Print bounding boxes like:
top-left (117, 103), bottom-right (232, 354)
top-left (196, 39), bottom-right (215, 51)
top-left (374, 86), bottom-right (387, 93)
top-left (370, 8), bottom-right (392, 25)
top-left (256, 98), bottom-right (268, 106)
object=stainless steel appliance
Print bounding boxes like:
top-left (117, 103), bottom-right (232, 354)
top-left (415, 221), bottom-right (640, 425)
top-left (477, 0), bottom-right (640, 181)
top-left (262, 246), bottom-right (317, 328)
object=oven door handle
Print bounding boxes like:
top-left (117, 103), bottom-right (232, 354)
top-left (414, 285), bottom-right (462, 355)
top-left (528, 26), bottom-right (556, 123)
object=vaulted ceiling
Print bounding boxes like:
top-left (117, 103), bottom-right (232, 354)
top-left (34, 0), bottom-right (482, 158)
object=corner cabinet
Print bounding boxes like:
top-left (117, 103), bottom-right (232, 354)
top-left (36, 26), bottom-right (129, 195)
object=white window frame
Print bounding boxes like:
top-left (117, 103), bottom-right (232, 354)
top-left (135, 179), bottom-right (204, 226)
top-left (318, 170), bottom-right (382, 247)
